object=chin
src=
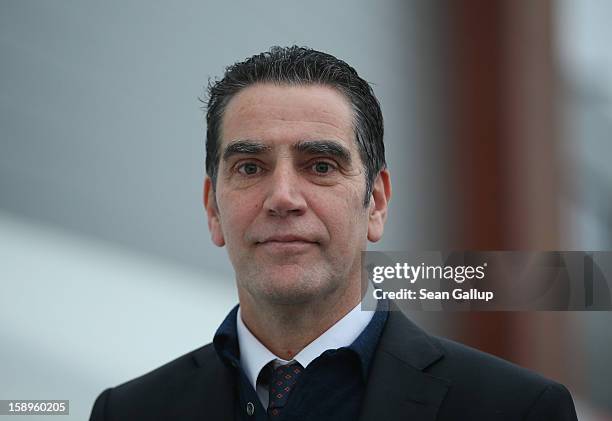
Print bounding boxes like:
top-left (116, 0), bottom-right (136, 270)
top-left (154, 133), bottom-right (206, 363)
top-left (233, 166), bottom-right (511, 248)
top-left (246, 266), bottom-right (338, 305)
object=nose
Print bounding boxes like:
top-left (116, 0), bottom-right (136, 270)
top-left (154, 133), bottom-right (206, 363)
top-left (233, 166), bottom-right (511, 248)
top-left (263, 163), bottom-right (307, 217)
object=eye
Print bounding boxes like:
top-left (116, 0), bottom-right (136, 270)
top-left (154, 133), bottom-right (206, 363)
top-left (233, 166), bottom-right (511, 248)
top-left (311, 161), bottom-right (335, 175)
top-left (237, 162), bottom-right (261, 176)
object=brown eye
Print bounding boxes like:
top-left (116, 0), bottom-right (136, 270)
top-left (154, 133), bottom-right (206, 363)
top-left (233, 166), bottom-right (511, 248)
top-left (238, 163), bottom-right (260, 175)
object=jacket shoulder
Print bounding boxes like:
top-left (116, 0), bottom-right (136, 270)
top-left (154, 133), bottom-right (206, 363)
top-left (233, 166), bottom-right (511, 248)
top-left (429, 336), bottom-right (577, 420)
top-left (90, 343), bottom-right (231, 420)
top-left (432, 335), bottom-right (549, 384)
top-left (113, 342), bottom-right (218, 394)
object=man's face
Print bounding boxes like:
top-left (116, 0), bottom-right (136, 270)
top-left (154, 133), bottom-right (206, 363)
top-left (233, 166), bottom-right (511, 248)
top-left (204, 84), bottom-right (389, 306)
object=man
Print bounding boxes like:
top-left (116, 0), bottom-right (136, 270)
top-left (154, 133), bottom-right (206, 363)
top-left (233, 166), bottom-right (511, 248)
top-left (90, 46), bottom-right (578, 420)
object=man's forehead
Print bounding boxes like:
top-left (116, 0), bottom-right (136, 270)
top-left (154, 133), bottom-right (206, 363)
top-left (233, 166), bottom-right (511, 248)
top-left (220, 83), bottom-right (356, 151)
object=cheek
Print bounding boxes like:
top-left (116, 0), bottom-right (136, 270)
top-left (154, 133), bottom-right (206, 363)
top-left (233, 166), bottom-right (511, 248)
top-left (318, 194), bottom-right (369, 241)
top-left (218, 191), bottom-right (261, 240)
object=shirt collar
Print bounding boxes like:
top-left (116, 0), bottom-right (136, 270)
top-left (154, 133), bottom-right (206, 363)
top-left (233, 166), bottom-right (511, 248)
top-left (213, 300), bottom-right (389, 390)
top-left (237, 302), bottom-right (375, 391)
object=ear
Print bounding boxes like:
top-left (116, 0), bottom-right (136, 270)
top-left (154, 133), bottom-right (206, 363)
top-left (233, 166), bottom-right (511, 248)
top-left (204, 177), bottom-right (225, 247)
top-left (367, 169), bottom-right (392, 243)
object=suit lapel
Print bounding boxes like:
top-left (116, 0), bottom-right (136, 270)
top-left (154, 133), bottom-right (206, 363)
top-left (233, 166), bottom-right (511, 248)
top-left (359, 309), bottom-right (450, 421)
top-left (191, 345), bottom-right (236, 421)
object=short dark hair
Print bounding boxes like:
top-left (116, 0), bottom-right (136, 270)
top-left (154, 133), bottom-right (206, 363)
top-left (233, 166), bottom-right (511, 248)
top-left (204, 45), bottom-right (385, 206)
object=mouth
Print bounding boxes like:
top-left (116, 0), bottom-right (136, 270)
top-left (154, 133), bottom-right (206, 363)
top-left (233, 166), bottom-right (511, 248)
top-left (256, 235), bottom-right (319, 251)
top-left (258, 235), bottom-right (318, 244)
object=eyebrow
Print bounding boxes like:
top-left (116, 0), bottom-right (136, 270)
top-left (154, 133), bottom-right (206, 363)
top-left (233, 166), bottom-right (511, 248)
top-left (293, 140), bottom-right (352, 165)
top-left (221, 139), bottom-right (352, 165)
top-left (222, 140), bottom-right (272, 161)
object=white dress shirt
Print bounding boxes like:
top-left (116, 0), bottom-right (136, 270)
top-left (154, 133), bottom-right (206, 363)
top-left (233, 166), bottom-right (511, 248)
top-left (236, 303), bottom-right (374, 408)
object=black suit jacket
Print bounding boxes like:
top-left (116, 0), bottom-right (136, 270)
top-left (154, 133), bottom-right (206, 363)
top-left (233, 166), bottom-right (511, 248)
top-left (90, 310), bottom-right (578, 420)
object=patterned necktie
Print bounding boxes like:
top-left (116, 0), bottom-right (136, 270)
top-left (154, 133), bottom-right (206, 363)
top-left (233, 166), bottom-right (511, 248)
top-left (267, 362), bottom-right (304, 419)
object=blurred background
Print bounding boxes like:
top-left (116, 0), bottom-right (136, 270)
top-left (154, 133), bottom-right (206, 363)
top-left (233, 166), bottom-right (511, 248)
top-left (1, 0), bottom-right (611, 419)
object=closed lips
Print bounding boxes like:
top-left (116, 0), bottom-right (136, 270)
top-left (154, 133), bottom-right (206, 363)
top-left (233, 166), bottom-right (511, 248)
top-left (258, 235), bottom-right (318, 244)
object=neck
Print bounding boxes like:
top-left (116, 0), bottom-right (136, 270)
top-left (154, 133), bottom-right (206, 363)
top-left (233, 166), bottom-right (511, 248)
top-left (238, 284), bottom-right (361, 360)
